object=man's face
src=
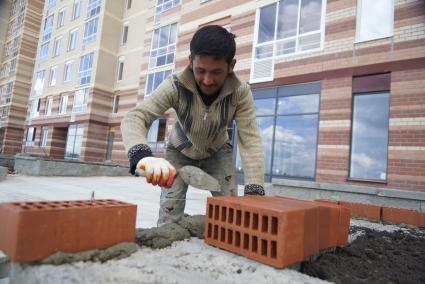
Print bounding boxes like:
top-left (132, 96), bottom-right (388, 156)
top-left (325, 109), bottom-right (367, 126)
top-left (190, 55), bottom-right (236, 96)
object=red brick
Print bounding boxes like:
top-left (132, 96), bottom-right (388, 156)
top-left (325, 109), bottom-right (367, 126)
top-left (382, 207), bottom-right (425, 228)
top-left (339, 201), bottom-right (382, 221)
top-left (0, 200), bottom-right (137, 262)
top-left (205, 196), bottom-right (350, 268)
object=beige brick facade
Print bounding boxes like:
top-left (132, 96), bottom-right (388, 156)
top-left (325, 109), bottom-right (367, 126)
top-left (3, 0), bottom-right (423, 193)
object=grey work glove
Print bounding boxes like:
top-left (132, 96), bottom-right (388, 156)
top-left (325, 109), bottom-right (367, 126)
top-left (244, 184), bottom-right (265, 196)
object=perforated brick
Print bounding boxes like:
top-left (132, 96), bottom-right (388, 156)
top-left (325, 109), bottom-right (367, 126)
top-left (0, 200), bottom-right (137, 262)
top-left (204, 196), bottom-right (350, 268)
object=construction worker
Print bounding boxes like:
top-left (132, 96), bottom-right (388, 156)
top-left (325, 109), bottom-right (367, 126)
top-left (121, 25), bottom-right (264, 226)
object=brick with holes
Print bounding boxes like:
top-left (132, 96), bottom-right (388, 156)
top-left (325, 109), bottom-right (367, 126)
top-left (204, 196), bottom-right (350, 268)
top-left (0, 200), bottom-right (137, 262)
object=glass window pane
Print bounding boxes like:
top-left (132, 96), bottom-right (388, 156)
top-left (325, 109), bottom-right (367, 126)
top-left (254, 98), bottom-right (276, 115)
top-left (276, 39), bottom-right (296, 56)
top-left (276, 0), bottom-right (298, 39)
top-left (273, 114), bottom-right (318, 178)
top-left (159, 25), bottom-right (170, 47)
top-left (298, 33), bottom-right (321, 51)
top-left (147, 119), bottom-right (159, 142)
top-left (169, 23), bottom-right (177, 44)
top-left (357, 0), bottom-right (393, 42)
top-left (235, 117), bottom-right (274, 175)
top-left (350, 92), bottom-right (390, 180)
top-left (299, 0), bottom-right (322, 34)
top-left (277, 94), bottom-right (319, 115)
top-left (257, 4), bottom-right (277, 43)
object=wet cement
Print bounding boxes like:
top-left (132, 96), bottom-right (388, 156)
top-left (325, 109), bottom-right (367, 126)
top-left (36, 242), bottom-right (138, 265)
top-left (136, 214), bottom-right (206, 249)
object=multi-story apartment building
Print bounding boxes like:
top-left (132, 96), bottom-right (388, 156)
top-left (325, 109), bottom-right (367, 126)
top-left (0, 0), bottom-right (44, 155)
top-left (25, 0), bottom-right (147, 163)
top-left (24, 0), bottom-right (424, 198)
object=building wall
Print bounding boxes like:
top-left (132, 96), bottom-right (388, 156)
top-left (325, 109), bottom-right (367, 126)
top-left (0, 0), bottom-right (44, 155)
top-left (17, 0), bottom-right (425, 194)
top-left (24, 0), bottom-right (148, 163)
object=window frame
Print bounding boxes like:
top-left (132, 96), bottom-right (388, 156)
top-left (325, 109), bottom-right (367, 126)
top-left (83, 17), bottom-right (99, 44)
top-left (44, 97), bottom-right (52, 116)
top-left (72, 0), bottom-right (82, 20)
top-left (53, 36), bottom-right (62, 57)
top-left (57, 8), bottom-right (66, 28)
top-left (59, 95), bottom-right (68, 114)
top-left (250, 0), bottom-right (327, 83)
top-left (117, 57), bottom-right (125, 81)
top-left (149, 23), bottom-right (178, 68)
top-left (348, 91), bottom-right (390, 182)
top-left (68, 29), bottom-right (78, 51)
top-left (25, 127), bottom-right (36, 147)
top-left (48, 65), bottom-right (57, 86)
top-left (355, 0), bottom-right (394, 43)
top-left (40, 126), bottom-right (49, 148)
top-left (64, 61), bottom-right (73, 82)
top-left (64, 124), bottom-right (84, 160)
top-left (72, 88), bottom-right (89, 113)
top-left (78, 52), bottom-right (94, 85)
top-left (145, 69), bottom-right (172, 97)
top-left (122, 23), bottom-right (129, 45)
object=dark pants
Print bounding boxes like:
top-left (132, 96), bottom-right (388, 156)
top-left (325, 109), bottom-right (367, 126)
top-left (158, 143), bottom-right (237, 226)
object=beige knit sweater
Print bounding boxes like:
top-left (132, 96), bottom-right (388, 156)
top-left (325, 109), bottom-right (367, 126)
top-left (121, 67), bottom-right (264, 187)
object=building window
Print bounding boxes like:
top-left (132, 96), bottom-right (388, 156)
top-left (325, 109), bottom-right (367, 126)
top-left (58, 9), bottom-right (66, 28)
top-left (87, 0), bottom-right (101, 18)
top-left (147, 118), bottom-right (166, 152)
top-left (145, 70), bottom-right (172, 97)
top-left (53, 37), bottom-right (62, 57)
top-left (33, 70), bottom-right (45, 96)
top-left (48, 66), bottom-right (57, 86)
top-left (39, 42), bottom-right (49, 60)
top-left (47, 0), bottom-right (56, 8)
top-left (349, 92), bottom-right (390, 181)
top-left (59, 95), bottom-right (68, 114)
top-left (126, 0), bottom-right (132, 9)
top-left (149, 23), bottom-right (177, 68)
top-left (1, 106), bottom-right (9, 118)
top-left (42, 14), bottom-right (54, 42)
top-left (356, 0), bottom-right (394, 42)
top-left (65, 124), bottom-right (84, 159)
top-left (72, 0), bottom-right (81, 20)
top-left (68, 29), bottom-right (78, 50)
top-left (155, 0), bottom-right (180, 15)
top-left (40, 126), bottom-right (48, 148)
top-left (44, 97), bottom-right (52, 116)
top-left (117, 57), bottom-right (124, 81)
top-left (105, 130), bottom-right (114, 160)
top-left (78, 52), bottom-right (94, 85)
top-left (251, 0), bottom-right (325, 82)
top-left (72, 88), bottom-right (89, 113)
top-left (112, 95), bottom-right (119, 113)
top-left (30, 99), bottom-right (40, 118)
top-left (122, 24), bottom-right (129, 44)
top-left (25, 127), bottom-right (36, 147)
top-left (83, 17), bottom-right (99, 43)
top-left (235, 82), bottom-right (320, 182)
top-left (64, 61), bottom-right (73, 82)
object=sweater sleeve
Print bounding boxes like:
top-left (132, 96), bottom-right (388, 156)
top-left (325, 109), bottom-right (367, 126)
top-left (234, 83), bottom-right (265, 188)
top-left (121, 76), bottom-right (177, 172)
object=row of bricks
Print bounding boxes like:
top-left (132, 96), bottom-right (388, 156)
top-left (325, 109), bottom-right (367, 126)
top-left (0, 200), bottom-right (137, 262)
top-left (204, 196), bottom-right (350, 268)
top-left (318, 199), bottom-right (425, 228)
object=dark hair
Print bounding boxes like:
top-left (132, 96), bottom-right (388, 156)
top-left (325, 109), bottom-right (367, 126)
top-left (190, 25), bottom-right (236, 64)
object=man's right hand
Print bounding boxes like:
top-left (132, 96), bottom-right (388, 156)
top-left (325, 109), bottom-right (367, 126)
top-left (136, 157), bottom-right (176, 188)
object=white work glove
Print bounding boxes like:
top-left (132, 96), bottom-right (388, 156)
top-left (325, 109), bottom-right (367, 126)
top-left (136, 157), bottom-right (176, 188)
